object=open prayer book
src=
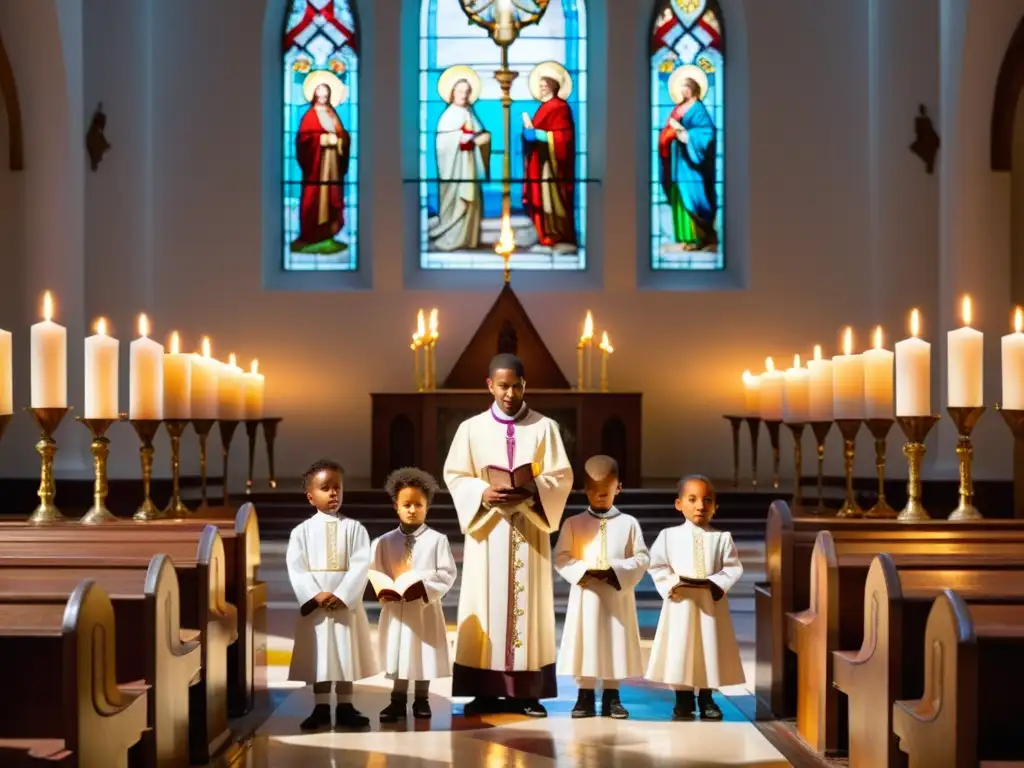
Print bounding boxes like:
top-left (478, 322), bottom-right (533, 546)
top-left (583, 567), bottom-right (621, 591)
top-left (367, 570), bottom-right (429, 602)
top-left (483, 463), bottom-right (535, 490)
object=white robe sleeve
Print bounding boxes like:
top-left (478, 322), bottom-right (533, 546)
top-left (708, 532), bottom-right (743, 594)
top-left (286, 524), bottom-right (322, 605)
top-left (610, 517), bottom-right (651, 591)
top-left (647, 529), bottom-right (679, 600)
top-left (423, 535), bottom-right (458, 604)
top-left (553, 519), bottom-right (588, 585)
top-left (369, 535), bottom-right (384, 572)
top-left (527, 418), bottom-right (573, 534)
top-left (443, 420), bottom-right (492, 535)
top-left (333, 521), bottom-right (371, 608)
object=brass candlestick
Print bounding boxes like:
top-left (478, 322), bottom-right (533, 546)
top-left (244, 419), bottom-right (260, 495)
top-left (192, 418), bottom-right (216, 509)
top-left (744, 416), bottom-right (762, 488)
top-left (947, 406), bottom-right (986, 521)
top-left (219, 419), bottom-right (240, 507)
top-left (895, 415), bottom-right (941, 522)
top-left (999, 407), bottom-right (1024, 519)
top-left (130, 419), bottom-right (163, 521)
top-left (163, 419), bottom-right (191, 518)
top-left (262, 417), bottom-right (282, 489)
top-left (76, 415), bottom-right (120, 524)
top-left (764, 420), bottom-right (783, 490)
top-left (864, 418), bottom-right (896, 518)
top-left (809, 421), bottom-right (833, 512)
top-left (835, 419), bottom-right (864, 518)
top-left (786, 422), bottom-right (806, 507)
top-left (723, 415), bottom-right (743, 488)
top-left (26, 406), bottom-right (71, 524)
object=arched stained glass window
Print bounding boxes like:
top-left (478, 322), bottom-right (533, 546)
top-left (282, 0), bottom-right (360, 271)
top-left (419, 0), bottom-right (588, 270)
top-left (650, 0), bottom-right (724, 270)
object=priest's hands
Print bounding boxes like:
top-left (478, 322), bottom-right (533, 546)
top-left (314, 592), bottom-right (346, 611)
top-left (483, 484), bottom-right (534, 506)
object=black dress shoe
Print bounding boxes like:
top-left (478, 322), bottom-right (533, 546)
top-left (672, 690), bottom-right (696, 721)
top-left (601, 689), bottom-right (629, 719)
top-left (520, 699), bottom-right (548, 718)
top-left (379, 693), bottom-right (407, 723)
top-left (698, 690), bottom-right (723, 720)
top-left (571, 689), bottom-right (596, 718)
top-left (463, 696), bottom-right (500, 716)
top-left (412, 696), bottom-right (432, 719)
top-left (334, 702), bottom-right (370, 729)
top-left (300, 704), bottom-right (331, 731)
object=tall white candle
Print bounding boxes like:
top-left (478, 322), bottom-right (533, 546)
top-left (807, 344), bottom-right (834, 421)
top-left (218, 353), bottom-right (245, 420)
top-left (833, 327), bottom-right (865, 419)
top-left (895, 308), bottom-right (931, 416)
top-left (84, 317), bottom-right (119, 419)
top-left (760, 357), bottom-right (784, 421)
top-left (742, 370), bottom-right (760, 417)
top-left (0, 328), bottom-right (11, 415)
top-left (163, 331), bottom-right (191, 419)
top-left (863, 326), bottom-right (894, 419)
top-left (1003, 308), bottom-right (1024, 410)
top-left (129, 314), bottom-right (164, 419)
top-left (190, 337), bottom-right (219, 419)
top-left (30, 291), bottom-right (67, 408)
top-left (784, 354), bottom-right (810, 422)
top-left (243, 359), bottom-right (265, 420)
top-left (948, 295), bottom-right (984, 407)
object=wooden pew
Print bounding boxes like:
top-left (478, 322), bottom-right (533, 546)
top-left (893, 590), bottom-right (1024, 766)
top-left (0, 580), bottom-right (149, 768)
top-left (754, 499), bottom-right (1024, 719)
top-left (0, 526), bottom-right (236, 764)
top-left (832, 554), bottom-right (1024, 768)
top-left (0, 555), bottom-right (201, 768)
top-left (786, 528), bottom-right (1024, 754)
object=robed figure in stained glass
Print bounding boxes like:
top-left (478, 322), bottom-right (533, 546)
top-left (658, 65), bottom-right (718, 252)
top-left (521, 61), bottom-right (578, 254)
top-left (292, 70), bottom-right (351, 255)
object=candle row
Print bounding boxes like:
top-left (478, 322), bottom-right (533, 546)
top-left (577, 311), bottom-right (614, 391)
top-left (0, 292), bottom-right (266, 421)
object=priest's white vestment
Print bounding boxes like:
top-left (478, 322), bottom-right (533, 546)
top-left (443, 404), bottom-right (573, 698)
top-left (287, 512), bottom-right (380, 683)
top-left (644, 521), bottom-right (745, 689)
top-left (370, 524), bottom-right (458, 681)
top-left (554, 507), bottom-right (649, 681)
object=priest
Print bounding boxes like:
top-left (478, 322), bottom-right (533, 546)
top-left (443, 353), bottom-right (573, 717)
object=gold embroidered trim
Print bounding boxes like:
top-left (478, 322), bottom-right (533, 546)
top-left (326, 520), bottom-right (340, 571)
top-left (510, 522), bottom-right (526, 650)
top-left (692, 527), bottom-right (707, 579)
top-left (596, 519), bottom-right (609, 570)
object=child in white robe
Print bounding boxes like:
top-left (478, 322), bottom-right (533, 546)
top-left (554, 455), bottom-right (649, 719)
top-left (371, 467), bottom-right (458, 722)
top-left (645, 474), bottom-right (744, 721)
top-left (287, 459), bottom-right (379, 731)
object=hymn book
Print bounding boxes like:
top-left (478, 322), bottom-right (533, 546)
top-left (583, 567), bottom-right (622, 591)
top-left (483, 463), bottom-right (535, 490)
top-left (367, 570), bottom-right (429, 602)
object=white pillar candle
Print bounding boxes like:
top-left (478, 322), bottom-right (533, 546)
top-left (807, 344), bottom-right (834, 421)
top-left (243, 359), bottom-right (265, 420)
top-left (30, 291), bottom-right (67, 408)
top-left (84, 318), bottom-right (119, 419)
top-left (833, 327), bottom-right (865, 420)
top-left (129, 314), bottom-right (164, 419)
top-left (163, 331), bottom-right (191, 419)
top-left (217, 353), bottom-right (245, 421)
top-left (190, 337), bottom-right (220, 419)
top-left (895, 308), bottom-right (931, 416)
top-left (759, 357), bottom-right (784, 421)
top-left (863, 326), bottom-right (894, 419)
top-left (0, 328), bottom-right (11, 415)
top-left (948, 295), bottom-right (984, 407)
top-left (784, 354), bottom-right (810, 422)
top-left (1003, 308), bottom-right (1024, 410)
top-left (742, 370), bottom-right (760, 417)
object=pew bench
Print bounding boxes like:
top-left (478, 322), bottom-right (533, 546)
top-left (0, 581), bottom-right (148, 768)
top-left (893, 591), bottom-right (1024, 767)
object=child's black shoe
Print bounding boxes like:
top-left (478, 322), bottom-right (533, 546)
top-left (698, 690), bottom-right (723, 720)
top-left (601, 689), bottom-right (629, 719)
top-left (571, 689), bottom-right (596, 718)
top-left (672, 690), bottom-right (696, 721)
top-left (335, 702), bottom-right (370, 729)
top-left (379, 693), bottom-right (407, 723)
top-left (411, 696), bottom-right (432, 719)
top-left (300, 703), bottom-right (331, 731)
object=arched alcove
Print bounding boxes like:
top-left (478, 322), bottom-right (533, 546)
top-left (0, 31), bottom-right (23, 170)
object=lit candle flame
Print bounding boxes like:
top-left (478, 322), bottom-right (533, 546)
top-left (202, 337), bottom-right (212, 358)
top-left (792, 353), bottom-right (801, 369)
top-left (42, 291), bottom-right (54, 322)
top-left (843, 327), bottom-right (853, 356)
top-left (873, 325), bottom-right (883, 350)
top-left (138, 313), bottom-right (150, 338)
top-left (742, 369), bottom-right (753, 384)
top-left (170, 331), bottom-right (180, 355)
top-left (582, 311), bottom-right (594, 342)
top-left (251, 359), bottom-right (259, 375)
top-left (599, 331), bottom-right (613, 353)
top-left (813, 344), bottom-right (822, 361)
top-left (765, 356), bottom-right (775, 373)
top-left (1016, 307), bottom-right (1023, 334)
top-left (495, 212), bottom-right (516, 255)
top-left (95, 317), bottom-right (108, 335)
top-left (910, 308), bottom-right (921, 338)
top-left (228, 353), bottom-right (237, 368)
top-left (416, 309), bottom-right (426, 340)
top-left (428, 308), bottom-right (438, 339)
top-left (961, 295), bottom-right (972, 327)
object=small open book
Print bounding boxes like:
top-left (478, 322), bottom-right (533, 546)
top-left (583, 567), bottom-right (621, 591)
top-left (483, 463), bottom-right (535, 490)
top-left (367, 570), bottom-right (428, 602)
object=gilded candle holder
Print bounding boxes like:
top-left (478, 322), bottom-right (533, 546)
top-left (744, 416), bottom-right (762, 488)
top-left (809, 421), bottom-right (833, 513)
top-left (764, 420), bottom-right (783, 490)
top-left (191, 418), bottom-right (216, 509)
top-left (77, 415), bottom-right (122, 524)
top-left (947, 406), bottom-right (986, 521)
top-left (864, 418), bottom-right (896, 518)
top-left (26, 406), bottom-right (71, 524)
top-left (835, 419), bottom-right (864, 518)
top-left (896, 415), bottom-right (941, 522)
top-left (130, 418), bottom-right (164, 521)
top-left (219, 419), bottom-right (241, 507)
top-left (244, 419), bottom-right (260, 495)
top-left (163, 419), bottom-right (191, 518)
top-left (262, 417), bottom-right (283, 489)
top-left (999, 406), bottom-right (1024, 519)
top-left (723, 415), bottom-right (744, 488)
top-left (785, 422), bottom-right (806, 507)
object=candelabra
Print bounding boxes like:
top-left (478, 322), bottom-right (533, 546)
top-left (808, 421), bottom-right (833, 512)
top-left (864, 418), bottom-right (896, 518)
top-left (163, 419), bottom-right (191, 518)
top-left (744, 416), bottom-right (761, 488)
top-left (947, 406), bottom-right (986, 521)
top-left (191, 418), bottom-right (216, 509)
top-left (130, 419), bottom-right (163, 521)
top-left (77, 415), bottom-right (120, 524)
top-left (263, 417), bottom-right (283, 489)
top-left (785, 422), bottom-right (806, 507)
top-left (895, 415), bottom-right (941, 522)
top-left (26, 406), bottom-right (71, 524)
top-left (835, 419), bottom-right (863, 518)
top-left (244, 419), bottom-right (260, 495)
top-left (219, 419), bottom-right (240, 508)
top-left (723, 415), bottom-right (743, 488)
top-left (764, 419), bottom-right (782, 490)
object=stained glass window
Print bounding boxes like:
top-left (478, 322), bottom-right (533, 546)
top-left (282, 0), bottom-right (360, 271)
top-left (650, 0), bottom-right (724, 270)
top-left (418, 0), bottom-right (588, 270)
